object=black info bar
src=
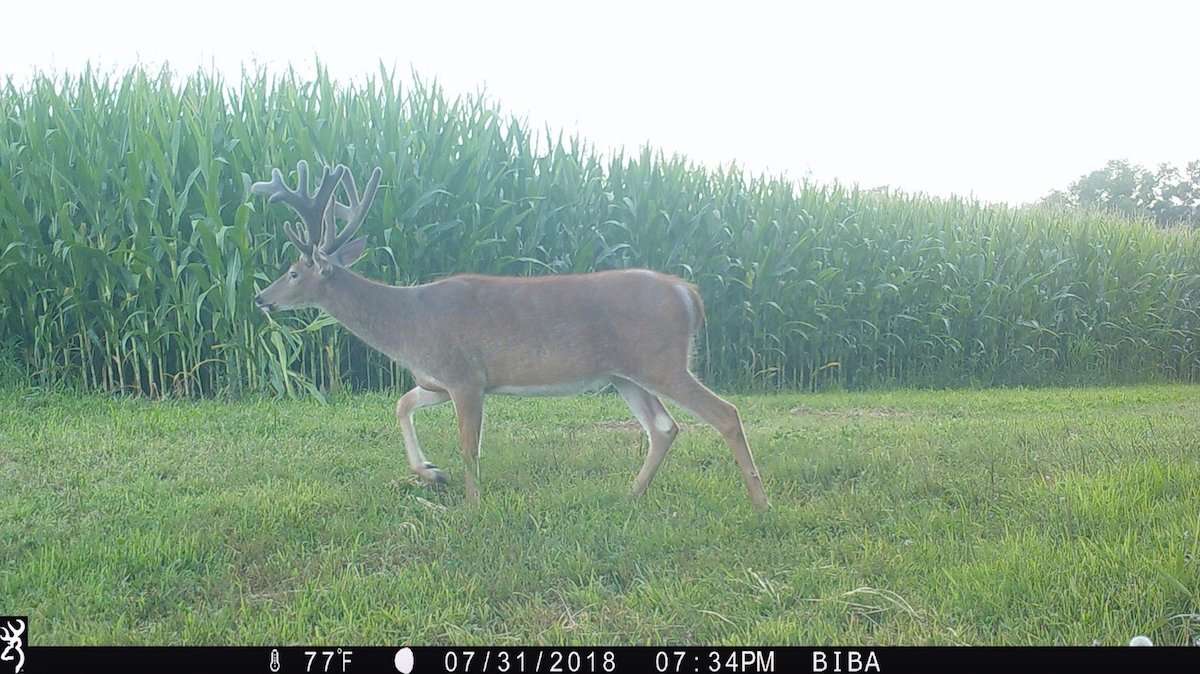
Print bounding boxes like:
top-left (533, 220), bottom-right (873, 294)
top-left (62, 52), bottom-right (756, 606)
top-left (13, 645), bottom-right (1199, 673)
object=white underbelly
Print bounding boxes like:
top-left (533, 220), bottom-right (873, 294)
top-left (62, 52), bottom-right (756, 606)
top-left (489, 378), bottom-right (611, 397)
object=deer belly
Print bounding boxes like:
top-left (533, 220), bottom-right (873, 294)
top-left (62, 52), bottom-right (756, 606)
top-left (489, 378), bottom-right (611, 397)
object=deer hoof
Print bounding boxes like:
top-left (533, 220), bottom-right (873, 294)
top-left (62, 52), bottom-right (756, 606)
top-left (422, 462), bottom-right (448, 486)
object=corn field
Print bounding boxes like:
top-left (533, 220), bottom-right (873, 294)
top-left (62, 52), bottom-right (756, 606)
top-left (2, 65), bottom-right (1200, 397)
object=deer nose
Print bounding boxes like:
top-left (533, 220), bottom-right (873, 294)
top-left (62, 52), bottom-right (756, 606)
top-left (254, 295), bottom-right (273, 312)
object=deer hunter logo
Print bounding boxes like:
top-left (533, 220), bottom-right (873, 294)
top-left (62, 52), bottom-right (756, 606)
top-left (0, 618), bottom-right (24, 674)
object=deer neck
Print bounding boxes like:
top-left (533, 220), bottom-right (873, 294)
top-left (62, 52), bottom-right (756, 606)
top-left (317, 268), bottom-right (417, 360)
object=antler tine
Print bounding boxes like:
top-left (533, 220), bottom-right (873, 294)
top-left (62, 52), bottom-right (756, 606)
top-left (322, 166), bottom-right (382, 253)
top-left (306, 164), bottom-right (346, 246)
top-left (295, 160), bottom-right (309, 198)
top-left (250, 168), bottom-right (287, 201)
top-left (250, 161), bottom-right (346, 255)
top-left (281, 221), bottom-right (309, 254)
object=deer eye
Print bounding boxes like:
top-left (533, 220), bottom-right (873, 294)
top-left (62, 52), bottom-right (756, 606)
top-left (288, 270), bottom-right (299, 280)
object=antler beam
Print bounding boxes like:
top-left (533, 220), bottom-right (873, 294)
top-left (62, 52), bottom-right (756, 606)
top-left (322, 166), bottom-right (382, 254)
top-left (251, 160), bottom-right (346, 255)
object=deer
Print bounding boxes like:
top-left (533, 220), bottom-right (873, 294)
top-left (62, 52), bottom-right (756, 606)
top-left (251, 160), bottom-right (769, 511)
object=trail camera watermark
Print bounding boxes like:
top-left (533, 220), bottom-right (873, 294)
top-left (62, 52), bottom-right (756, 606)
top-left (0, 618), bottom-right (24, 674)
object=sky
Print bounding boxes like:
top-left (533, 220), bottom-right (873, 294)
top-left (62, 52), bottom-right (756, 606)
top-left (3, 0), bottom-right (1198, 205)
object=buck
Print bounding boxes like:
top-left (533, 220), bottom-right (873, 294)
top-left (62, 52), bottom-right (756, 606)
top-left (251, 160), bottom-right (769, 510)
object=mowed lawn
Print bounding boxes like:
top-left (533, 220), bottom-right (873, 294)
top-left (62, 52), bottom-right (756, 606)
top-left (2, 384), bottom-right (1198, 646)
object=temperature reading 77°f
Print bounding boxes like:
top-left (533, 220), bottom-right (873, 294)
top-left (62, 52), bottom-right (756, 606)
top-left (305, 648), bottom-right (353, 673)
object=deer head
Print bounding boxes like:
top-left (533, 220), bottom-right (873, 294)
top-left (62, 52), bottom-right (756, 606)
top-left (251, 160), bottom-right (382, 312)
top-left (0, 618), bottom-right (24, 673)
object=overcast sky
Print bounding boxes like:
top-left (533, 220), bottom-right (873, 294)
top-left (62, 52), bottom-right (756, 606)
top-left (4, 0), bottom-right (1198, 205)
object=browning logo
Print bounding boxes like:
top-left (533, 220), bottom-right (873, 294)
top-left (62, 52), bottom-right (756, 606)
top-left (0, 618), bottom-right (24, 674)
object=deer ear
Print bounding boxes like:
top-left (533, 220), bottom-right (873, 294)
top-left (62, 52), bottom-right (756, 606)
top-left (333, 237), bottom-right (368, 267)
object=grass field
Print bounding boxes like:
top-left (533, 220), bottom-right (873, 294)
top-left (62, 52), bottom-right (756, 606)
top-left (2, 384), bottom-right (1198, 645)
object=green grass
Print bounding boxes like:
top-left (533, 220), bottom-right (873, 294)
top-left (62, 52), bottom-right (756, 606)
top-left (2, 384), bottom-right (1198, 645)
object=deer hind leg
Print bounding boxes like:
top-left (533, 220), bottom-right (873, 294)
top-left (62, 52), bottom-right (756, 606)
top-left (613, 377), bottom-right (679, 497)
top-left (647, 372), bottom-right (769, 511)
top-left (396, 386), bottom-right (451, 485)
top-left (449, 387), bottom-right (485, 504)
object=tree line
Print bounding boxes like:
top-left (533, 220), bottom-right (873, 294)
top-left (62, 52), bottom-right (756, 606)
top-left (1042, 159), bottom-right (1200, 228)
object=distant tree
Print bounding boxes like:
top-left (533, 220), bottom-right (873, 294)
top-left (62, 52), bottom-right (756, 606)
top-left (1042, 159), bottom-right (1200, 228)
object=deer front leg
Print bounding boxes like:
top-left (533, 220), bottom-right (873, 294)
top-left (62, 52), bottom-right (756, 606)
top-left (449, 388), bottom-right (485, 504)
top-left (396, 386), bottom-right (451, 485)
